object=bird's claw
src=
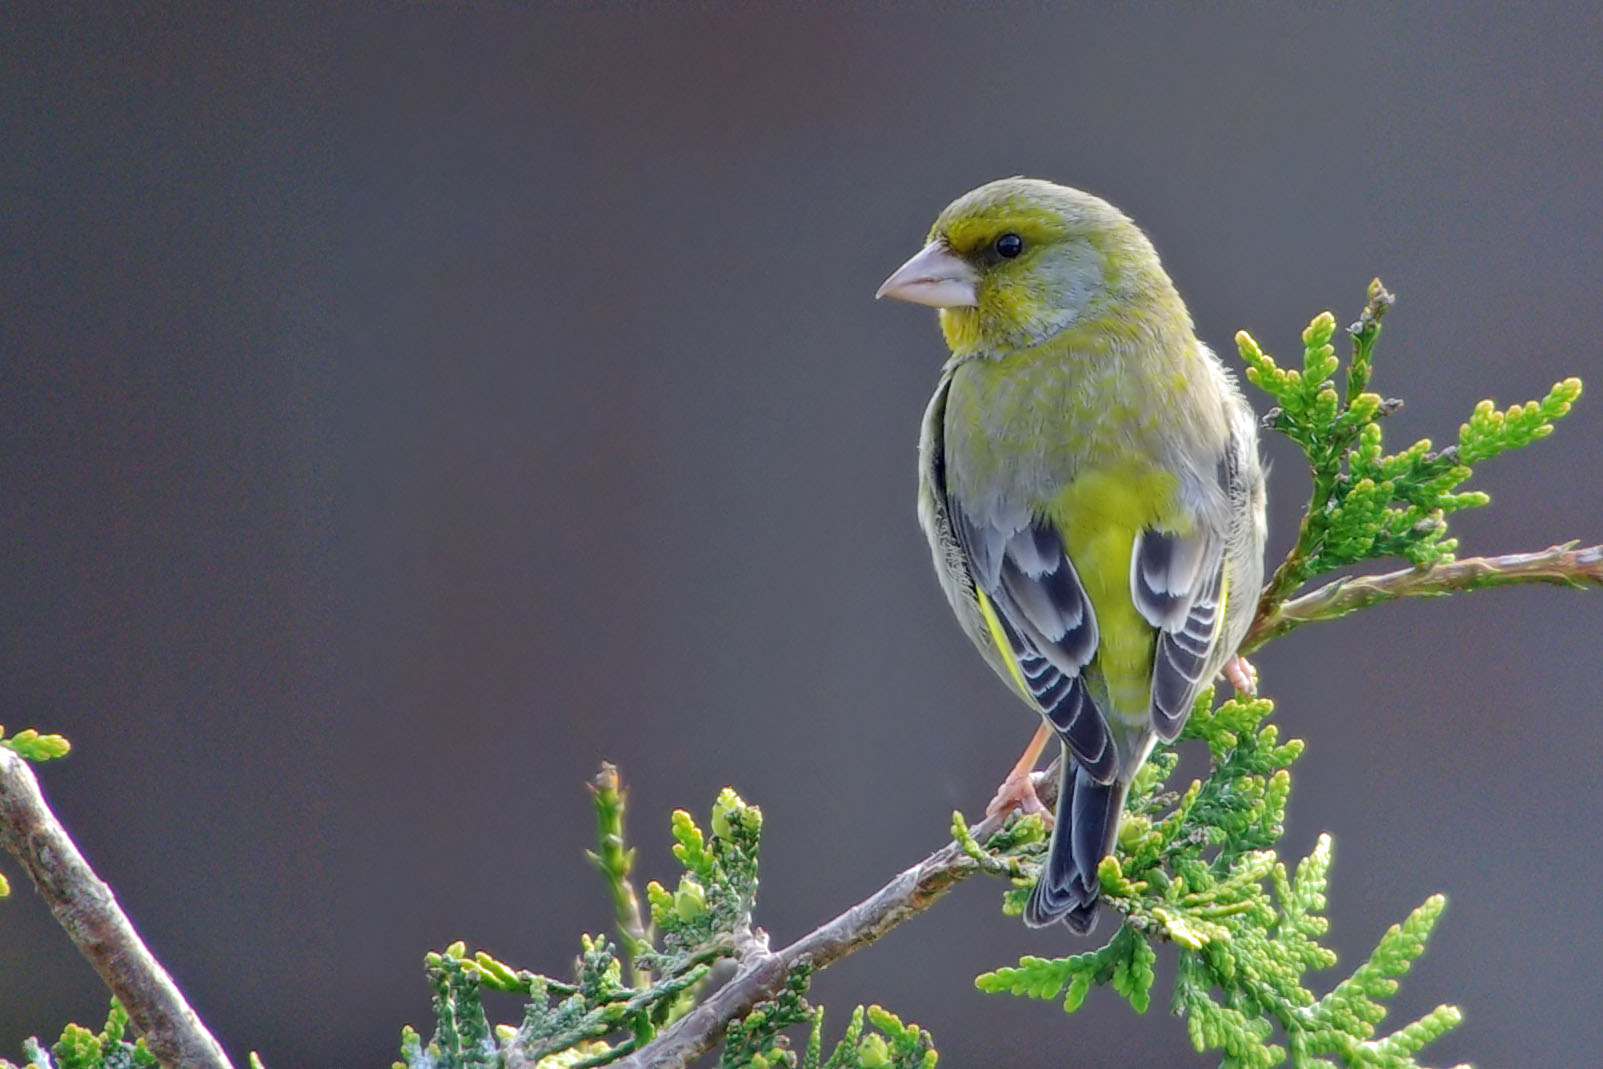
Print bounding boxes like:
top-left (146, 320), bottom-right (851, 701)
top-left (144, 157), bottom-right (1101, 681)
top-left (1222, 654), bottom-right (1258, 696)
top-left (986, 766), bottom-right (1053, 824)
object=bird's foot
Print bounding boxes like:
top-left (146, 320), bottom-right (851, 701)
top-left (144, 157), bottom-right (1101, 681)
top-left (1222, 654), bottom-right (1258, 695)
top-left (985, 765), bottom-right (1053, 824)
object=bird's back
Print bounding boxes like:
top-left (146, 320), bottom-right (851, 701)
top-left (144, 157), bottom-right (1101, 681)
top-left (936, 316), bottom-right (1234, 740)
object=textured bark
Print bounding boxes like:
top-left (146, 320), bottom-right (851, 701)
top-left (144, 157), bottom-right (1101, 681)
top-left (0, 748), bottom-right (234, 1069)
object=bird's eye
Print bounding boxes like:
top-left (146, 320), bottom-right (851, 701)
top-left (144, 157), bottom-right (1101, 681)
top-left (994, 232), bottom-right (1024, 259)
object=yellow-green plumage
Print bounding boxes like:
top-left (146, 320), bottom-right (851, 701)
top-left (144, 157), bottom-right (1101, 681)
top-left (882, 178), bottom-right (1266, 931)
top-left (944, 331), bottom-right (1211, 724)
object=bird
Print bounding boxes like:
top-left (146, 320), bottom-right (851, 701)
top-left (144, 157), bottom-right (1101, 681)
top-left (877, 177), bottom-right (1266, 932)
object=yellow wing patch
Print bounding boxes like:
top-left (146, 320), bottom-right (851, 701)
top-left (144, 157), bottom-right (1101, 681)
top-left (974, 586), bottom-right (1032, 700)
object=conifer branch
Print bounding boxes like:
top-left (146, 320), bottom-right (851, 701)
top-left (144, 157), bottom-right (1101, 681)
top-left (610, 801), bottom-right (1028, 1069)
top-left (0, 748), bottom-right (235, 1069)
top-left (1243, 541), bottom-right (1603, 652)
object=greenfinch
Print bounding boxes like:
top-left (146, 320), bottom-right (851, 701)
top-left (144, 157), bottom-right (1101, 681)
top-left (878, 178), bottom-right (1266, 932)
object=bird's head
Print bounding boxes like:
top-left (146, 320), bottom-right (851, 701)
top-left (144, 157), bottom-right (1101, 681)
top-left (877, 177), bottom-right (1180, 357)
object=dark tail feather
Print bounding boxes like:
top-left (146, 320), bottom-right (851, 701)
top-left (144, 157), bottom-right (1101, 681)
top-left (1024, 758), bottom-right (1127, 932)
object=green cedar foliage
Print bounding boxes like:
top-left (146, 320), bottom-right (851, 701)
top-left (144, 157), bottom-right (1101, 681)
top-left (974, 693), bottom-right (1463, 1068)
top-left (394, 778), bottom-right (934, 1069)
top-left (0, 1002), bottom-right (156, 1069)
top-left (1239, 279), bottom-right (1581, 607)
top-left (0, 726), bottom-right (70, 764)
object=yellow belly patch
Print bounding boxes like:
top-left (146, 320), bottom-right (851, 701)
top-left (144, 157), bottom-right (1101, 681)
top-left (1047, 464), bottom-right (1186, 721)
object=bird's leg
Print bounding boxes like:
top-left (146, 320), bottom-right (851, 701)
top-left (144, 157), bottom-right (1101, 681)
top-left (985, 721), bottom-right (1055, 822)
top-left (1222, 653), bottom-right (1258, 695)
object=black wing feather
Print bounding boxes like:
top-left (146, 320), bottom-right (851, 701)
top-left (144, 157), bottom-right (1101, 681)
top-left (1133, 529), bottom-right (1226, 741)
top-left (951, 505), bottom-right (1117, 782)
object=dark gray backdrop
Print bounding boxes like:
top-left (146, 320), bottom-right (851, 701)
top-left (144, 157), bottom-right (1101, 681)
top-left (4, 5), bottom-right (1601, 1066)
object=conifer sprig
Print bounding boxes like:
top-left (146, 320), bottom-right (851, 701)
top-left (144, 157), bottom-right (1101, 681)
top-left (392, 778), bottom-right (937, 1069)
top-left (975, 694), bottom-right (1465, 1069)
top-left (1239, 278), bottom-right (1583, 622)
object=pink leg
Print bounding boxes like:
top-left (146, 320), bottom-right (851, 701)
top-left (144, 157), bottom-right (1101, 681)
top-left (986, 721), bottom-right (1055, 822)
top-left (1222, 654), bottom-right (1258, 696)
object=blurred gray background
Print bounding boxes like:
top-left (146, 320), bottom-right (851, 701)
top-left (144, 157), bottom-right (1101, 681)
top-left (4, 4), bottom-right (1601, 1066)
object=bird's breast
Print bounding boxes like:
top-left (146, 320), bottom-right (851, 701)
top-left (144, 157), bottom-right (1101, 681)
top-left (941, 333), bottom-right (1188, 511)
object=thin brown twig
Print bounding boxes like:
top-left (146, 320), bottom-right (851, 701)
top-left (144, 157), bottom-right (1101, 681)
top-left (0, 748), bottom-right (235, 1069)
top-left (1241, 542), bottom-right (1603, 653)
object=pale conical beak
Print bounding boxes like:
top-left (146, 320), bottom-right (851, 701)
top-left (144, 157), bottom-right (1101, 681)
top-left (875, 241), bottom-right (979, 307)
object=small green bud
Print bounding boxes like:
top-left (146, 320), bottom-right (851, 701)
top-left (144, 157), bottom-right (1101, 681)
top-left (1234, 330), bottom-right (1271, 369)
top-left (857, 1034), bottom-right (892, 1068)
top-left (1302, 311), bottom-right (1337, 347)
top-left (645, 879), bottom-right (676, 927)
top-left (674, 877), bottom-right (707, 923)
top-left (711, 792), bottom-right (737, 840)
top-left (712, 787), bottom-right (762, 840)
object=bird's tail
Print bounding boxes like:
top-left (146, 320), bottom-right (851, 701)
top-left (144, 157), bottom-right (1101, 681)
top-left (1024, 758), bottom-right (1127, 932)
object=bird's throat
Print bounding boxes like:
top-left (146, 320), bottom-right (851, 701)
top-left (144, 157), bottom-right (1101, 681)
top-left (938, 306), bottom-right (982, 356)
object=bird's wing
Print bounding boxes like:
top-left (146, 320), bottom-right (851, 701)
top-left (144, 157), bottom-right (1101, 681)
top-left (1131, 525), bottom-right (1227, 741)
top-left (949, 503), bottom-right (1117, 783)
top-left (1137, 408), bottom-right (1264, 741)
